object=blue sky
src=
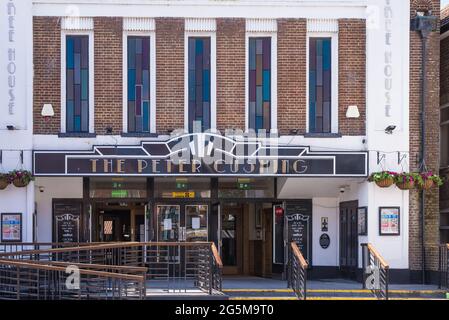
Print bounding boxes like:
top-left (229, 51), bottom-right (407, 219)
top-left (443, 0), bottom-right (449, 8)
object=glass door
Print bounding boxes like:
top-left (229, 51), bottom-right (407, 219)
top-left (185, 205), bottom-right (208, 242)
top-left (156, 205), bottom-right (180, 242)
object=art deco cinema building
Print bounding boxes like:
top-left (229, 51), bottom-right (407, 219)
top-left (0, 0), bottom-right (443, 285)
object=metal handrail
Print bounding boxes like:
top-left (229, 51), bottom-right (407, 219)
top-left (0, 242), bottom-right (223, 299)
top-left (439, 244), bottom-right (449, 290)
top-left (288, 242), bottom-right (308, 300)
top-left (0, 259), bottom-right (145, 300)
top-left (361, 243), bottom-right (390, 300)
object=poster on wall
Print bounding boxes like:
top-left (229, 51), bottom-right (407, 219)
top-left (285, 200), bottom-right (313, 264)
top-left (357, 207), bottom-right (368, 236)
top-left (379, 207), bottom-right (400, 236)
top-left (1, 213), bottom-right (22, 242)
top-left (53, 201), bottom-right (82, 243)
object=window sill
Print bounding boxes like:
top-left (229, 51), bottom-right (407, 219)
top-left (303, 133), bottom-right (342, 138)
top-left (121, 132), bottom-right (159, 138)
top-left (58, 132), bottom-right (97, 138)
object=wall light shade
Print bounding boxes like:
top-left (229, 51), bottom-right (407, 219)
top-left (41, 104), bottom-right (54, 117)
top-left (346, 105), bottom-right (360, 118)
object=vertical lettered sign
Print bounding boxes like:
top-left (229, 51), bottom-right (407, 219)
top-left (0, 0), bottom-right (31, 129)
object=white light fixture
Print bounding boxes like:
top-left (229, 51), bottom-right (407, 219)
top-left (346, 105), bottom-right (360, 118)
top-left (41, 104), bottom-right (54, 117)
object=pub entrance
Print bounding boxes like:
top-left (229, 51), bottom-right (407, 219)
top-left (94, 202), bottom-right (146, 242)
top-left (220, 202), bottom-right (273, 277)
top-left (339, 200), bottom-right (359, 280)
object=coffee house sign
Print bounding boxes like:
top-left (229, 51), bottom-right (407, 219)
top-left (33, 133), bottom-right (368, 177)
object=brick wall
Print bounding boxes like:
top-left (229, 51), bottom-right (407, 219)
top-left (338, 19), bottom-right (366, 136)
top-left (216, 19), bottom-right (246, 133)
top-left (409, 0), bottom-right (441, 276)
top-left (277, 19), bottom-right (307, 135)
top-left (94, 17), bottom-right (123, 135)
top-left (155, 18), bottom-right (185, 133)
top-left (33, 17), bottom-right (61, 134)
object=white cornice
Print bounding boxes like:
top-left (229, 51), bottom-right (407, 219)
top-left (185, 18), bottom-right (216, 32)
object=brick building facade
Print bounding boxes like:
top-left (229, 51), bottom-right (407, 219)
top-left (0, 0), bottom-right (444, 285)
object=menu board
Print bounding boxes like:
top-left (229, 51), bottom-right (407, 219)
top-left (53, 202), bottom-right (82, 243)
top-left (286, 200), bottom-right (312, 263)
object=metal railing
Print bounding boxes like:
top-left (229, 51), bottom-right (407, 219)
top-left (439, 244), bottom-right (449, 290)
top-left (288, 242), bottom-right (308, 300)
top-left (361, 243), bottom-right (390, 300)
top-left (0, 242), bottom-right (223, 299)
top-left (0, 242), bottom-right (103, 255)
top-left (0, 259), bottom-right (145, 300)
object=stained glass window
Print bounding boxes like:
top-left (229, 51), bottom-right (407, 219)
top-left (188, 37), bottom-right (211, 132)
top-left (309, 38), bottom-right (332, 133)
top-left (66, 35), bottom-right (89, 132)
top-left (249, 37), bottom-right (271, 132)
top-left (128, 36), bottom-right (151, 133)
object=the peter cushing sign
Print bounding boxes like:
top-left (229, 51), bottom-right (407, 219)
top-left (34, 133), bottom-right (368, 177)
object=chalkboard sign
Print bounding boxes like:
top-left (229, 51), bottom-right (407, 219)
top-left (53, 201), bottom-right (82, 243)
top-left (286, 200), bottom-right (312, 264)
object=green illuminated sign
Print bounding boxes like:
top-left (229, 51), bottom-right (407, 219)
top-left (111, 190), bottom-right (128, 198)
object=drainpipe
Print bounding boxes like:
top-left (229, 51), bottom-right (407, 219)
top-left (411, 11), bottom-right (437, 284)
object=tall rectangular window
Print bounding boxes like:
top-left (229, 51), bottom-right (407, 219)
top-left (128, 36), bottom-right (151, 133)
top-left (66, 35), bottom-right (89, 132)
top-left (249, 37), bottom-right (271, 132)
top-left (188, 37), bottom-right (211, 132)
top-left (309, 38), bottom-right (332, 133)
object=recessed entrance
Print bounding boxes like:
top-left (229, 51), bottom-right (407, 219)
top-left (220, 203), bottom-right (273, 277)
top-left (95, 202), bottom-right (146, 242)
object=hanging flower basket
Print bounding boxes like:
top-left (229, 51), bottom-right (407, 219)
top-left (416, 172), bottom-right (444, 191)
top-left (395, 173), bottom-right (417, 191)
top-left (8, 170), bottom-right (34, 188)
top-left (368, 171), bottom-right (397, 188)
top-left (0, 175), bottom-right (9, 190)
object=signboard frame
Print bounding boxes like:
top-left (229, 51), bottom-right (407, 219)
top-left (285, 200), bottom-right (313, 265)
top-left (1, 213), bottom-right (22, 242)
top-left (52, 199), bottom-right (83, 243)
top-left (379, 207), bottom-right (400, 236)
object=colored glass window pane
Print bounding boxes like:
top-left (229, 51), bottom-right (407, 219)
top-left (309, 38), bottom-right (332, 133)
top-left (188, 37), bottom-right (211, 132)
top-left (66, 35), bottom-right (89, 132)
top-left (128, 36), bottom-right (151, 133)
top-left (249, 37), bottom-right (271, 132)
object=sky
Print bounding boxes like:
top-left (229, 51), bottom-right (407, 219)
top-left (443, 0), bottom-right (449, 8)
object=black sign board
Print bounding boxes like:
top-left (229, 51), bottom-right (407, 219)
top-left (53, 201), bottom-right (82, 243)
top-left (286, 200), bottom-right (312, 264)
top-left (33, 133), bottom-right (368, 177)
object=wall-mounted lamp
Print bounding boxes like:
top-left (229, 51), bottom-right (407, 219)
top-left (346, 105), bottom-right (360, 118)
top-left (385, 125), bottom-right (396, 135)
top-left (41, 104), bottom-right (55, 117)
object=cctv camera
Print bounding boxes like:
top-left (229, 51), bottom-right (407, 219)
top-left (39, 186), bottom-right (45, 193)
top-left (340, 187), bottom-right (345, 194)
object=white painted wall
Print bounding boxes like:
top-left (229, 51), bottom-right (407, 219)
top-left (0, 0), bottom-right (34, 243)
top-left (34, 177), bottom-right (83, 242)
top-left (312, 198), bottom-right (339, 266)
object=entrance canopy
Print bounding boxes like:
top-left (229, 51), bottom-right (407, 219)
top-left (33, 133), bottom-right (368, 177)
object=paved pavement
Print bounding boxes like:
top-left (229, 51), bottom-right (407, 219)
top-left (222, 276), bottom-right (441, 291)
